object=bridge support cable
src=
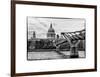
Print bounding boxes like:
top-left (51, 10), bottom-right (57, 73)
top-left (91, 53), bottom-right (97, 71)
top-left (53, 29), bottom-right (85, 58)
top-left (61, 32), bottom-right (82, 58)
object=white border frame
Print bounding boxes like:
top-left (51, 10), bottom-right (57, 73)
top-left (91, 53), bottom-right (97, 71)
top-left (16, 4), bottom-right (95, 73)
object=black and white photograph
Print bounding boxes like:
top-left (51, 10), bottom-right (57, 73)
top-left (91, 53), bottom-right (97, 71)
top-left (27, 17), bottom-right (86, 60)
top-left (11, 1), bottom-right (97, 76)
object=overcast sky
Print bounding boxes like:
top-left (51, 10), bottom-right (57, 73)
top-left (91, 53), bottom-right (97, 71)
top-left (27, 17), bottom-right (85, 39)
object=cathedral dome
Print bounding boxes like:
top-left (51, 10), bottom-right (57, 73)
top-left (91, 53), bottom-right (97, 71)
top-left (47, 23), bottom-right (55, 39)
top-left (48, 24), bottom-right (55, 33)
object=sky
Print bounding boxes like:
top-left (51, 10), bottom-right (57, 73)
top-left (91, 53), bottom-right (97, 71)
top-left (27, 17), bottom-right (85, 39)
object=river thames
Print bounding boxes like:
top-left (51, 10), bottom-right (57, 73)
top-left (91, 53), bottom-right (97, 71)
top-left (27, 50), bottom-right (85, 60)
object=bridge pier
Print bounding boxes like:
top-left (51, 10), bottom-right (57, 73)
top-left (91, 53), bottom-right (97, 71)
top-left (70, 46), bottom-right (79, 58)
top-left (69, 40), bottom-right (80, 58)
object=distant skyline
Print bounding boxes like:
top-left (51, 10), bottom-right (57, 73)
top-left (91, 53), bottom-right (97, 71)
top-left (27, 17), bottom-right (85, 39)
